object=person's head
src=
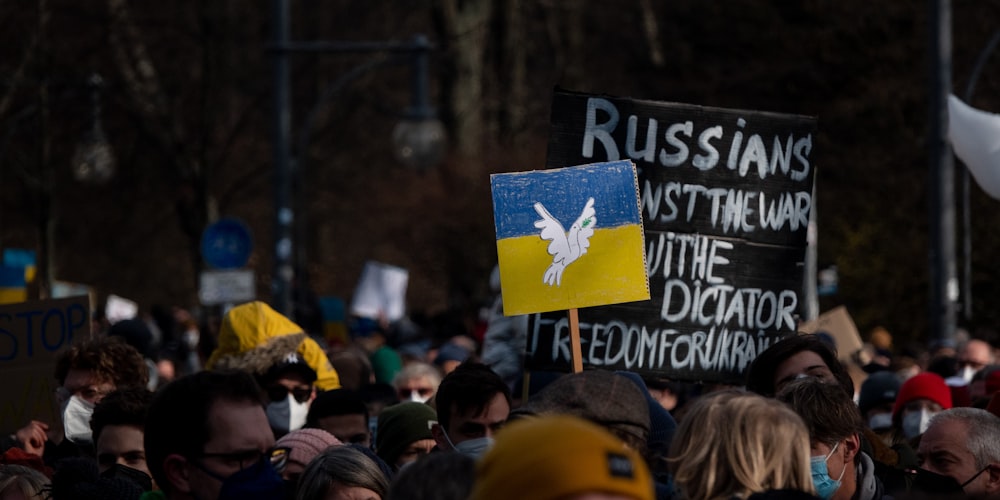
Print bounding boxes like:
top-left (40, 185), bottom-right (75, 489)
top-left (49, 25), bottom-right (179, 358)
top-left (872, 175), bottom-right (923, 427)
top-left (375, 402), bottom-right (437, 471)
top-left (54, 336), bottom-right (149, 444)
top-left (430, 362), bottom-right (511, 454)
top-left (745, 334), bottom-right (853, 398)
top-left (511, 370), bottom-right (650, 456)
top-left (305, 389), bottom-right (371, 447)
top-left (432, 341), bottom-right (473, 375)
top-left (777, 378), bottom-right (865, 500)
top-left (386, 452), bottom-right (475, 500)
top-left (957, 339), bottom-right (996, 383)
top-left (893, 372), bottom-right (952, 440)
top-left (668, 390), bottom-right (815, 500)
top-left (391, 362), bottom-right (441, 404)
top-left (917, 407), bottom-right (1000, 498)
top-left (145, 370), bottom-right (284, 500)
top-left (472, 414), bottom-right (653, 500)
top-left (274, 428), bottom-right (340, 485)
top-left (857, 371), bottom-right (901, 431)
top-left (295, 445), bottom-right (390, 500)
top-left (0, 464), bottom-right (49, 500)
top-left (259, 354), bottom-right (319, 437)
top-left (90, 387), bottom-right (153, 482)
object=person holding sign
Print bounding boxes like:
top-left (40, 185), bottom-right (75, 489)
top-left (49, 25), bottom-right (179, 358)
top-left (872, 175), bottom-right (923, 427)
top-left (4, 336), bottom-right (149, 467)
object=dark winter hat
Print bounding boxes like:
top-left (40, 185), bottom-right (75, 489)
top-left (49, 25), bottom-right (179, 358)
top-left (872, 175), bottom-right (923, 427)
top-left (858, 371), bottom-right (901, 416)
top-left (375, 402), bottom-right (437, 466)
top-left (512, 370), bottom-right (650, 446)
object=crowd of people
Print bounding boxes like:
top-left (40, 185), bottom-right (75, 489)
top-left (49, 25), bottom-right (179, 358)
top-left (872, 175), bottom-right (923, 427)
top-left (2, 298), bottom-right (1000, 500)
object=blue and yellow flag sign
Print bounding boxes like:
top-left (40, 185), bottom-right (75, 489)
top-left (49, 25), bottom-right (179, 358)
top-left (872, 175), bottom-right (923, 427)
top-left (491, 160), bottom-right (649, 315)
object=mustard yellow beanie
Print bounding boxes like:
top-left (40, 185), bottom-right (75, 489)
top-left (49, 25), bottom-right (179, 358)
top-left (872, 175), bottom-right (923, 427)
top-left (471, 414), bottom-right (653, 500)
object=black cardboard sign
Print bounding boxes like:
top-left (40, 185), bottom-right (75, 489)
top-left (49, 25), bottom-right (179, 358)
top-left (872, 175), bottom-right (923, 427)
top-left (527, 90), bottom-right (817, 384)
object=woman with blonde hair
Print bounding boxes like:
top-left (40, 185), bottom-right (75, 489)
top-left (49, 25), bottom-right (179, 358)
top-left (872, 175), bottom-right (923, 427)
top-left (667, 390), bottom-right (817, 500)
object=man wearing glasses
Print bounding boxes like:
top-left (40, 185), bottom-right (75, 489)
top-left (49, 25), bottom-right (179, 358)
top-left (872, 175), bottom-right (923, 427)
top-left (144, 370), bottom-right (289, 500)
top-left (5, 336), bottom-right (148, 465)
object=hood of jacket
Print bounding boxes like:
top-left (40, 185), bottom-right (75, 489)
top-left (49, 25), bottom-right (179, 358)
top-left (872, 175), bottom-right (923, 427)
top-left (206, 301), bottom-right (340, 390)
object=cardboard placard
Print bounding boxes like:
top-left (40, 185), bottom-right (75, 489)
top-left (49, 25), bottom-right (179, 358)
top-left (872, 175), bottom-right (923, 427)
top-left (0, 295), bottom-right (92, 433)
top-left (797, 306), bottom-right (864, 363)
top-left (527, 90), bottom-right (817, 384)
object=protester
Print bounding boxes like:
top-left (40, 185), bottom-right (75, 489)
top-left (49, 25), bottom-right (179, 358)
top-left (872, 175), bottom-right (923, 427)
top-left (432, 340), bottom-right (473, 375)
top-left (471, 414), bottom-right (653, 500)
top-left (745, 334), bottom-right (854, 398)
top-left (858, 371), bottom-right (901, 438)
top-left (144, 370), bottom-right (285, 500)
top-left (916, 407), bottom-right (1000, 498)
top-left (375, 402), bottom-right (437, 472)
top-left (295, 445), bottom-right (390, 500)
top-left (892, 372), bottom-right (952, 443)
top-left (391, 362), bottom-right (441, 404)
top-left (108, 318), bottom-right (162, 391)
top-left (207, 301), bottom-right (341, 437)
top-left (430, 362), bottom-right (511, 458)
top-left (0, 464), bottom-right (49, 500)
top-left (668, 390), bottom-right (817, 500)
top-left (274, 428), bottom-right (340, 488)
top-left (305, 389), bottom-right (371, 447)
top-left (50, 457), bottom-right (144, 500)
top-left (6, 336), bottom-right (149, 465)
top-left (90, 387), bottom-right (154, 491)
top-left (328, 347), bottom-right (374, 391)
top-left (386, 452), bottom-right (475, 500)
top-left (511, 370), bottom-right (650, 456)
top-left (956, 339), bottom-right (996, 384)
top-left (777, 378), bottom-right (888, 500)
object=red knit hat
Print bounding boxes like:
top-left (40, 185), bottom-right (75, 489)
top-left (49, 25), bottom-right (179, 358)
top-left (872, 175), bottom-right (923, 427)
top-left (892, 372), bottom-right (953, 418)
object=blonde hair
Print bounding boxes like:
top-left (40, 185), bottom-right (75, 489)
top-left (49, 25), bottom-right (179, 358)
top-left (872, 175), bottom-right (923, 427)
top-left (667, 390), bottom-right (815, 500)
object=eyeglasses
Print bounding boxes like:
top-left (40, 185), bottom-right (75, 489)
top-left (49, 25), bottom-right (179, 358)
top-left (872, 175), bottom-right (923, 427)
top-left (198, 446), bottom-right (290, 472)
top-left (54, 385), bottom-right (112, 405)
top-left (266, 385), bottom-right (312, 404)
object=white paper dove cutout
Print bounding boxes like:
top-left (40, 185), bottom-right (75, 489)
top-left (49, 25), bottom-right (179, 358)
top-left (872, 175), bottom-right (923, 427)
top-left (533, 197), bottom-right (597, 286)
top-left (948, 94), bottom-right (1000, 200)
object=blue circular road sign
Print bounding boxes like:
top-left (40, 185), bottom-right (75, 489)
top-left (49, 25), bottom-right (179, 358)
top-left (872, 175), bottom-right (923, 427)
top-left (201, 218), bottom-right (253, 269)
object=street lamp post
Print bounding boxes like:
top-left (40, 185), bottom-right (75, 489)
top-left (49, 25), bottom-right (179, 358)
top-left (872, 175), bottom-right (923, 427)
top-left (269, 0), bottom-right (446, 319)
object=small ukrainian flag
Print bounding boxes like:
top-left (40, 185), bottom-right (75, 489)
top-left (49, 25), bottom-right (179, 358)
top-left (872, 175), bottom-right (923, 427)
top-left (0, 264), bottom-right (27, 304)
top-left (491, 160), bottom-right (649, 316)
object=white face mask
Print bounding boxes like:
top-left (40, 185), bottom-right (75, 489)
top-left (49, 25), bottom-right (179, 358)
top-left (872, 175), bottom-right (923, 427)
top-left (400, 390), bottom-right (431, 404)
top-left (868, 412), bottom-right (893, 431)
top-left (62, 395), bottom-right (95, 444)
top-left (266, 394), bottom-right (309, 435)
top-left (960, 365), bottom-right (978, 384)
top-left (902, 409), bottom-right (937, 439)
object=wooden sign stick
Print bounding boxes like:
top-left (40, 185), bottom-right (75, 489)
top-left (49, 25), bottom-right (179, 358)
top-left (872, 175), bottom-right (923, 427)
top-left (569, 308), bottom-right (583, 373)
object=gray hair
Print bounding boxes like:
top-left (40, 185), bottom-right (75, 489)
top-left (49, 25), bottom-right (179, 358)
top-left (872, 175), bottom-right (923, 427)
top-left (392, 362), bottom-right (442, 388)
top-left (296, 446), bottom-right (390, 500)
top-left (930, 407), bottom-right (1000, 469)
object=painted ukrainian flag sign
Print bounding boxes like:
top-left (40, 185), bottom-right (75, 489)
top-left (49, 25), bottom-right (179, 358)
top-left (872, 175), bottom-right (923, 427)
top-left (491, 160), bottom-right (649, 316)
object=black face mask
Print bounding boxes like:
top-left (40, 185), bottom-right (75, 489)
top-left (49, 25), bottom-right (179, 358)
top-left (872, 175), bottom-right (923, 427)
top-left (910, 467), bottom-right (964, 496)
top-left (100, 463), bottom-right (154, 492)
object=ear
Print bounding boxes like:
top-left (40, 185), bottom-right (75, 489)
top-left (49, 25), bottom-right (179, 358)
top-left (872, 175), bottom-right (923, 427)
top-left (163, 453), bottom-right (193, 493)
top-left (430, 423), bottom-right (451, 450)
top-left (841, 433), bottom-right (861, 464)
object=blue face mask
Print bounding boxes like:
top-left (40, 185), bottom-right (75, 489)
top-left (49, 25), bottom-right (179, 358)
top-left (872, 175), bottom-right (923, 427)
top-left (810, 442), bottom-right (845, 500)
top-left (196, 456), bottom-right (287, 500)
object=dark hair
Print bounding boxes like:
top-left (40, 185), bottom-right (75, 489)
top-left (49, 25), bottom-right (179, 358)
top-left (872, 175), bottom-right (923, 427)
top-left (306, 388), bottom-right (369, 427)
top-left (90, 387), bottom-right (153, 445)
top-left (776, 377), bottom-right (864, 462)
top-left (386, 452), bottom-right (475, 500)
top-left (55, 336), bottom-right (149, 389)
top-left (745, 334), bottom-right (853, 398)
top-left (144, 370), bottom-right (264, 491)
top-left (296, 445), bottom-right (390, 500)
top-left (434, 362), bottom-right (511, 431)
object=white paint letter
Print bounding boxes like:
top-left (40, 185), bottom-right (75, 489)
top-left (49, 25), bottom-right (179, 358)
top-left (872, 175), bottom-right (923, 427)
top-left (583, 98), bottom-right (620, 160)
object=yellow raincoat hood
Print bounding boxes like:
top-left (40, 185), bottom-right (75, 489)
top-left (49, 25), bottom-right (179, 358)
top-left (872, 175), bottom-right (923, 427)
top-left (206, 301), bottom-right (340, 390)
